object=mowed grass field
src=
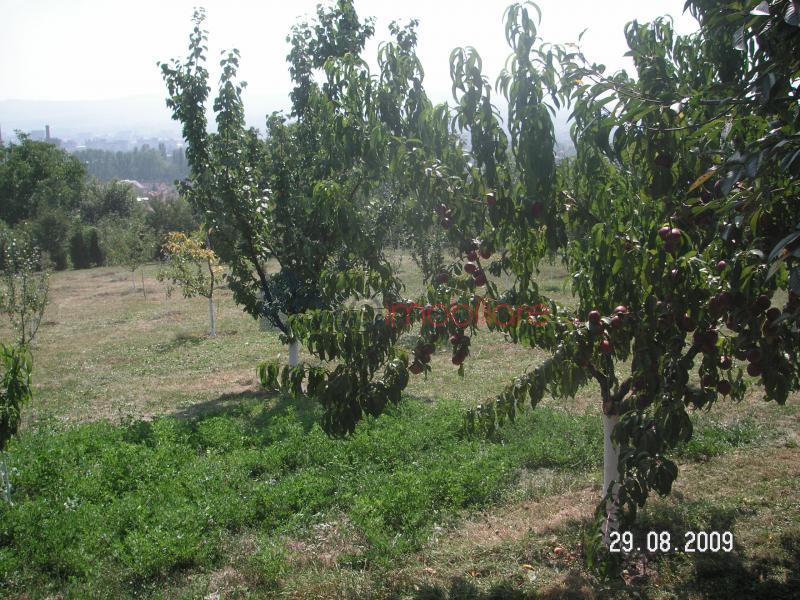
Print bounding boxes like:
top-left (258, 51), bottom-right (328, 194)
top-left (0, 256), bottom-right (798, 599)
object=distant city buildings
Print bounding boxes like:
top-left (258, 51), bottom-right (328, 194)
top-left (1, 123), bottom-right (185, 159)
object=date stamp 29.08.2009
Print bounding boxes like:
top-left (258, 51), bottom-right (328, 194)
top-left (609, 531), bottom-right (734, 554)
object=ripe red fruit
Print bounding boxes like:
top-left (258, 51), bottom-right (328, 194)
top-left (719, 355), bottom-right (732, 370)
top-left (420, 353), bottom-right (431, 364)
top-left (708, 296), bottom-right (722, 317)
top-left (479, 247), bottom-right (492, 260)
top-left (610, 315), bottom-right (623, 330)
top-left (441, 217), bottom-right (452, 229)
top-left (531, 201), bottom-right (544, 219)
top-left (486, 192), bottom-right (497, 206)
top-left (746, 348), bottom-right (762, 364)
top-left (466, 250), bottom-right (478, 261)
top-left (717, 291), bottom-right (732, 308)
top-left (436, 272), bottom-right (449, 284)
top-left (452, 350), bottom-right (467, 366)
top-left (680, 314), bottom-right (696, 332)
top-left (409, 361), bottom-right (424, 374)
top-left (599, 339), bottom-right (613, 355)
top-left (449, 333), bottom-right (463, 345)
top-left (614, 305), bottom-right (628, 315)
top-left (464, 261), bottom-right (478, 274)
top-left (658, 226), bottom-right (671, 241)
top-left (756, 294), bottom-right (771, 313)
top-left (421, 343), bottom-right (435, 355)
top-left (746, 362), bottom-right (762, 377)
top-left (717, 380), bottom-right (732, 395)
top-left (473, 271), bottom-right (487, 286)
top-left (435, 203), bottom-right (448, 217)
top-left (701, 374), bottom-right (715, 388)
top-left (766, 307), bottom-right (781, 322)
top-left (668, 228), bottom-right (683, 243)
top-left (588, 310), bottom-right (602, 324)
top-left (716, 260), bottom-right (728, 272)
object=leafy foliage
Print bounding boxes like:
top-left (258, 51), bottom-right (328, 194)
top-left (98, 214), bottom-right (157, 276)
top-left (0, 135), bottom-right (85, 227)
top-left (0, 344), bottom-right (32, 452)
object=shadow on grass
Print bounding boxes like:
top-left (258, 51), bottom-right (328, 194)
top-left (152, 332), bottom-right (206, 353)
top-left (409, 577), bottom-right (537, 599)
top-left (403, 498), bottom-right (799, 600)
top-left (632, 499), bottom-right (800, 600)
top-left (170, 387), bottom-right (321, 435)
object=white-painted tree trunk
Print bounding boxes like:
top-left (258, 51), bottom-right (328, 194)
top-left (208, 296), bottom-right (217, 338)
top-left (602, 413), bottom-right (621, 543)
top-left (288, 340), bottom-right (299, 367)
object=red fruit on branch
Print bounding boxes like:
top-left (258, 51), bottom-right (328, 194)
top-left (610, 315), bottom-right (623, 330)
top-left (746, 348), bottom-right (762, 364)
top-left (701, 374), bottom-right (715, 388)
top-left (614, 305), bottom-right (628, 315)
top-left (717, 380), bottom-right (732, 395)
top-left (599, 339), bottom-right (613, 355)
top-left (668, 228), bottom-right (683, 243)
top-left (479, 247), bottom-right (492, 260)
top-left (588, 310), bottom-right (602, 324)
top-left (441, 217), bottom-right (452, 229)
top-left (409, 361), bottom-right (424, 375)
top-left (680, 314), bottom-right (697, 332)
top-left (486, 192), bottom-right (497, 206)
top-left (473, 271), bottom-right (487, 286)
top-left (436, 272), bottom-right (449, 284)
top-left (719, 355), bottom-right (732, 370)
top-left (466, 250), bottom-right (478, 261)
top-left (452, 349), bottom-right (467, 366)
top-left (747, 362), bottom-right (762, 377)
top-left (716, 260), bottom-right (728, 272)
top-left (449, 333), bottom-right (463, 345)
top-left (766, 307), bottom-right (781, 322)
top-left (755, 294), bottom-right (771, 313)
top-left (464, 261), bottom-right (478, 274)
top-left (658, 226), bottom-right (671, 241)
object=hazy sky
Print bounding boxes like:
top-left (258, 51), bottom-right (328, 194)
top-left (1, 0), bottom-right (699, 110)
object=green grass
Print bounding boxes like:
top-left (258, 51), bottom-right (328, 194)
top-left (0, 396), bottom-right (777, 597)
top-left (0, 398), bottom-right (595, 595)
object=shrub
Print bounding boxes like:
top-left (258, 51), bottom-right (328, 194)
top-left (0, 238), bottom-right (50, 346)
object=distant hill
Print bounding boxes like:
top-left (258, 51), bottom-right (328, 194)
top-left (0, 93), bottom-right (292, 141)
top-left (0, 94), bottom-right (574, 153)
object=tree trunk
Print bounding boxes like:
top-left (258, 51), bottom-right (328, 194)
top-left (141, 269), bottom-right (147, 300)
top-left (131, 270), bottom-right (136, 289)
top-left (208, 295), bottom-right (217, 338)
top-left (0, 454), bottom-right (12, 505)
top-left (602, 412), bottom-right (621, 544)
top-left (288, 339), bottom-right (299, 367)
